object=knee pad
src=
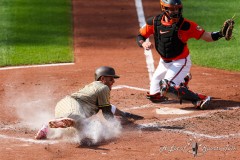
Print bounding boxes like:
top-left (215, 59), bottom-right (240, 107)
top-left (159, 79), bottom-right (179, 99)
top-left (159, 79), bottom-right (200, 102)
top-left (159, 79), bottom-right (169, 97)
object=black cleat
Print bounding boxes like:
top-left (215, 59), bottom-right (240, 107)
top-left (146, 92), bottom-right (168, 103)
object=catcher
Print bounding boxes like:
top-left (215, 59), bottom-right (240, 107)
top-left (136, 0), bottom-right (234, 109)
top-left (35, 66), bottom-right (143, 139)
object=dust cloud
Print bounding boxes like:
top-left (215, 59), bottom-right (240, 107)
top-left (4, 79), bottom-right (122, 144)
top-left (47, 115), bottom-right (122, 145)
top-left (4, 81), bottom-right (56, 130)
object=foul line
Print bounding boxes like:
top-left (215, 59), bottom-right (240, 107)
top-left (0, 63), bottom-right (74, 71)
top-left (134, 0), bottom-right (155, 81)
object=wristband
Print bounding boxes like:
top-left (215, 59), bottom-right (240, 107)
top-left (211, 31), bottom-right (223, 41)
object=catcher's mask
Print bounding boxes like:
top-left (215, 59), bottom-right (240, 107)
top-left (160, 0), bottom-right (183, 23)
top-left (95, 66), bottom-right (120, 81)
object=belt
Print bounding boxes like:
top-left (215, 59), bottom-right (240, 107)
top-left (163, 60), bottom-right (173, 63)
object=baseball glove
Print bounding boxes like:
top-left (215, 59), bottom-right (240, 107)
top-left (220, 18), bottom-right (235, 41)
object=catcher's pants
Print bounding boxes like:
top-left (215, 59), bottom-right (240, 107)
top-left (150, 55), bottom-right (191, 94)
top-left (55, 96), bottom-right (87, 122)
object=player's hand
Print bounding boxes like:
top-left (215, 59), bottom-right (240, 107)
top-left (142, 41), bottom-right (153, 50)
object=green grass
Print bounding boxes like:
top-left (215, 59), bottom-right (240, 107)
top-left (0, 0), bottom-right (73, 66)
top-left (183, 0), bottom-right (240, 71)
top-left (0, 0), bottom-right (239, 71)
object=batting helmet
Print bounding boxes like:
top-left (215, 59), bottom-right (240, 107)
top-left (95, 66), bottom-right (120, 81)
top-left (160, 0), bottom-right (183, 23)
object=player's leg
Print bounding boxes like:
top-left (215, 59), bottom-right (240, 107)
top-left (166, 56), bottom-right (191, 86)
top-left (159, 79), bottom-right (211, 109)
top-left (180, 73), bottom-right (192, 88)
top-left (35, 124), bottom-right (48, 139)
top-left (160, 56), bottom-right (210, 109)
top-left (147, 59), bottom-right (169, 103)
top-left (49, 118), bottom-right (75, 128)
top-left (50, 95), bottom-right (83, 128)
top-left (35, 96), bottom-right (82, 139)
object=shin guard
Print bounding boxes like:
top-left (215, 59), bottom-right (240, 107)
top-left (160, 79), bottom-right (201, 103)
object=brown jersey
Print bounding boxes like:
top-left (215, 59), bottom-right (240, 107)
top-left (55, 81), bottom-right (111, 120)
top-left (71, 81), bottom-right (111, 117)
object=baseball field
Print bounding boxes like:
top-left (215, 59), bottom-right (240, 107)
top-left (0, 0), bottom-right (239, 159)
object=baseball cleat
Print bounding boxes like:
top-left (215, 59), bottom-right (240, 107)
top-left (49, 118), bottom-right (75, 128)
top-left (35, 125), bottom-right (48, 140)
top-left (146, 92), bottom-right (168, 103)
top-left (195, 96), bottom-right (211, 110)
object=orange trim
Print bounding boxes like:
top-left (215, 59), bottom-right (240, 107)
top-left (161, 15), bottom-right (173, 26)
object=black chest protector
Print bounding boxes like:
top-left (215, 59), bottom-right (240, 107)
top-left (154, 14), bottom-right (185, 58)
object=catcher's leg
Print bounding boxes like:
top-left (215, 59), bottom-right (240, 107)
top-left (160, 79), bottom-right (211, 109)
top-left (179, 73), bottom-right (192, 88)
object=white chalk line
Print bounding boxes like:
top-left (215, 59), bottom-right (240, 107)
top-left (14, 85), bottom-right (146, 106)
top-left (135, 0), bottom-right (155, 81)
top-left (0, 62), bottom-right (74, 71)
top-left (1, 84), bottom-right (239, 142)
top-left (138, 107), bottom-right (240, 139)
top-left (0, 134), bottom-right (58, 144)
top-left (124, 104), bottom-right (155, 110)
top-left (113, 85), bottom-right (148, 92)
top-left (0, 107), bottom-right (239, 144)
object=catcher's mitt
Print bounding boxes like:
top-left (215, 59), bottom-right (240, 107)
top-left (220, 18), bottom-right (235, 41)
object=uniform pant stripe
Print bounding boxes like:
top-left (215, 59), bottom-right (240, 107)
top-left (171, 58), bottom-right (187, 82)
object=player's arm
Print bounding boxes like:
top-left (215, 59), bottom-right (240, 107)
top-left (113, 106), bottom-right (144, 120)
top-left (101, 105), bottom-right (114, 120)
top-left (136, 34), bottom-right (147, 47)
top-left (201, 31), bottom-right (223, 42)
top-left (136, 17), bottom-right (155, 49)
top-left (185, 20), bottom-right (223, 42)
top-left (97, 86), bottom-right (114, 120)
top-left (201, 18), bottom-right (234, 42)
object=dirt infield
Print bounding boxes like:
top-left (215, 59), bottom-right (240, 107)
top-left (0, 0), bottom-right (239, 159)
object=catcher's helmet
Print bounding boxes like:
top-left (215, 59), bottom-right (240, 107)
top-left (160, 0), bottom-right (183, 23)
top-left (95, 66), bottom-right (120, 81)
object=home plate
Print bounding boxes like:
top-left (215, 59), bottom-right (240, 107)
top-left (156, 107), bottom-right (193, 115)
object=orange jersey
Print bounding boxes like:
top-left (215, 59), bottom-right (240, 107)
top-left (139, 16), bottom-right (205, 60)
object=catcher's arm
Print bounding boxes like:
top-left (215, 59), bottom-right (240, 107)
top-left (201, 17), bottom-right (235, 42)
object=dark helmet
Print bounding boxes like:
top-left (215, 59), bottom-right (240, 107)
top-left (95, 66), bottom-right (120, 81)
top-left (160, 0), bottom-right (183, 23)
